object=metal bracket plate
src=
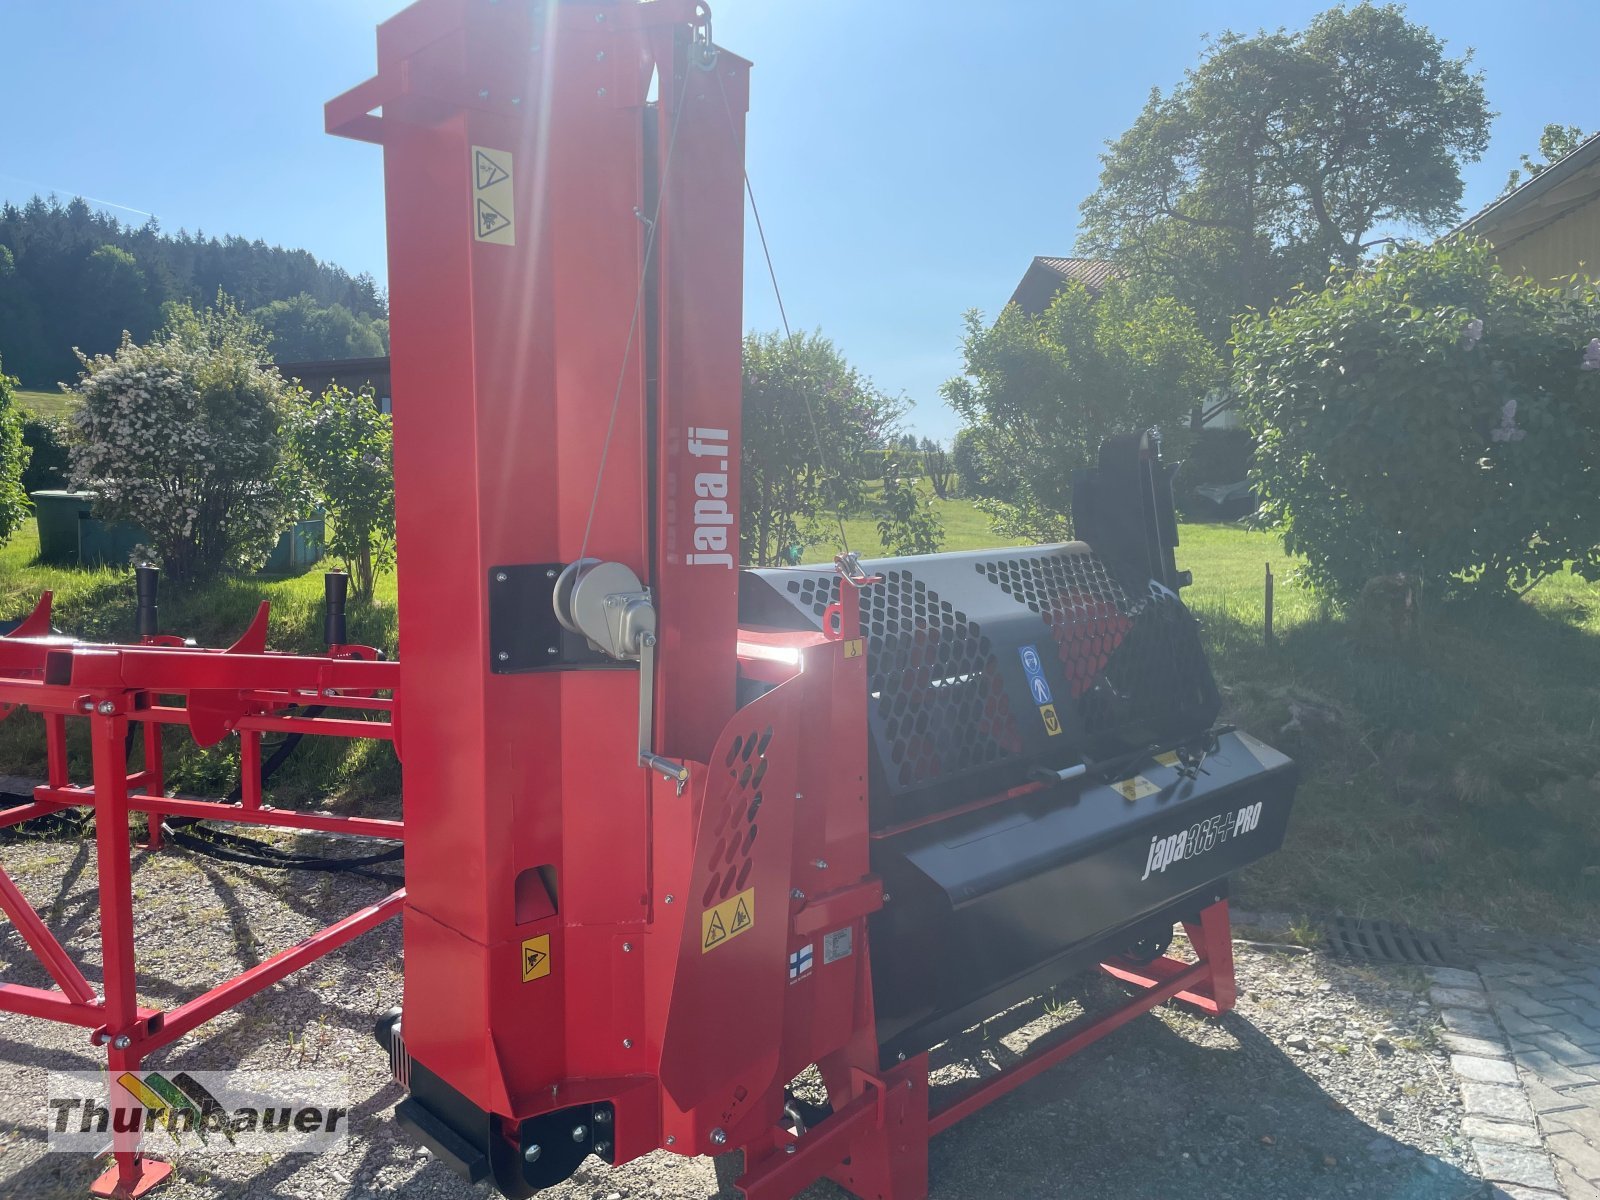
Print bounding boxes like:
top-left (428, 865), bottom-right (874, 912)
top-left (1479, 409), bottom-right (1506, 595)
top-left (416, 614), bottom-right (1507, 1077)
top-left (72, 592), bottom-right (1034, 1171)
top-left (487, 564), bottom-right (629, 674)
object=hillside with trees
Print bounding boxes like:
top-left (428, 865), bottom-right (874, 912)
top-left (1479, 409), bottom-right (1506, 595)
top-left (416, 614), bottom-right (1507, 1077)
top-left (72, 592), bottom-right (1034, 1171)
top-left (0, 195), bottom-right (387, 387)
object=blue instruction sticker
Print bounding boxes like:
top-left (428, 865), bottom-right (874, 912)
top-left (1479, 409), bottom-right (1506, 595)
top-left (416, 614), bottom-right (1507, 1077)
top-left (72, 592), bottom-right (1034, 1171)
top-left (1018, 643), bottom-right (1054, 705)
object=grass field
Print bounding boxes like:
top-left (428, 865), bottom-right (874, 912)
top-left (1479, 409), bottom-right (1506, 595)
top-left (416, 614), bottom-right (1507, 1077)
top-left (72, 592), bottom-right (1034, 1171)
top-left (808, 485), bottom-right (1020, 561)
top-left (0, 492), bottom-right (1594, 937)
top-left (12, 389), bottom-right (77, 421)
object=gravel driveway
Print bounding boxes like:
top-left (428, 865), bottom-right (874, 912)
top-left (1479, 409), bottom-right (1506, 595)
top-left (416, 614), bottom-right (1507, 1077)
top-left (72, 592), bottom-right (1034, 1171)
top-left (0, 836), bottom-right (1486, 1199)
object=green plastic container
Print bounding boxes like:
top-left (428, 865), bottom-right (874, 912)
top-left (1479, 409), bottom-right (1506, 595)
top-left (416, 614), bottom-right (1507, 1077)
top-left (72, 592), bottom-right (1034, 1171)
top-left (30, 490), bottom-right (95, 565)
top-left (77, 515), bottom-right (151, 568)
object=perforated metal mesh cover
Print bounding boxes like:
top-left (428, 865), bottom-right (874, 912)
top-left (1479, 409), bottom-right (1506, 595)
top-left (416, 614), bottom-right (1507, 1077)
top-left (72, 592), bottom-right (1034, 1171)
top-left (779, 568), bottom-right (1022, 792)
top-left (977, 551), bottom-right (1135, 699)
top-left (739, 544), bottom-right (1219, 815)
top-left (976, 555), bottom-right (1216, 739)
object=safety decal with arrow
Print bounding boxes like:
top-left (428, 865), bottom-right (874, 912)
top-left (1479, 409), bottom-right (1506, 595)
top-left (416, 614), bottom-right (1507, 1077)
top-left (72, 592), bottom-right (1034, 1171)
top-left (471, 145), bottom-right (515, 246)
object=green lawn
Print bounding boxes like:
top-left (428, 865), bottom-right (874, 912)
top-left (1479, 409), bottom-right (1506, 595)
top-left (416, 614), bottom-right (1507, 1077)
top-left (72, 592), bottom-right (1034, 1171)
top-left (1180, 524), bottom-right (1600, 937)
top-left (810, 485), bottom-right (1022, 561)
top-left (13, 389), bottom-right (78, 421)
top-left (0, 497), bottom-right (1594, 937)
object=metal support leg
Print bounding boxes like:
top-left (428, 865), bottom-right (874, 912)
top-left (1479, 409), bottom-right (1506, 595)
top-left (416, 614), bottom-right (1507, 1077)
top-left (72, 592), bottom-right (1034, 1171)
top-left (1100, 897), bottom-right (1238, 1016)
top-left (85, 707), bottom-right (172, 1200)
top-left (140, 721), bottom-right (165, 851)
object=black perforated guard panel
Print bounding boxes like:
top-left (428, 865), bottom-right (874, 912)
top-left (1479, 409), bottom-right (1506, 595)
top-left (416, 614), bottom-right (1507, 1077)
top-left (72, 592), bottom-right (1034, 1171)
top-left (739, 544), bottom-right (1221, 826)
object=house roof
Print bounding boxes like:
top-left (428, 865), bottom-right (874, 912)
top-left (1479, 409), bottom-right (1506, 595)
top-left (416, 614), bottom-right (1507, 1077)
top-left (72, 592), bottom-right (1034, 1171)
top-left (1008, 257), bottom-right (1120, 315)
top-left (1453, 131), bottom-right (1600, 245)
top-left (275, 355), bottom-right (391, 378)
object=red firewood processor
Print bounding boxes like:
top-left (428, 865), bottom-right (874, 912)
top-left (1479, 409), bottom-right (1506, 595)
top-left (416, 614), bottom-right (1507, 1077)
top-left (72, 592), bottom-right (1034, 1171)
top-left (0, 2), bottom-right (1297, 1197)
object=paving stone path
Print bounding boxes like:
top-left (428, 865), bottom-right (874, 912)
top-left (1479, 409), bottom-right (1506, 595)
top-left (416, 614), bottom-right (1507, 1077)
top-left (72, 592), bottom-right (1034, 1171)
top-left (1430, 946), bottom-right (1600, 1200)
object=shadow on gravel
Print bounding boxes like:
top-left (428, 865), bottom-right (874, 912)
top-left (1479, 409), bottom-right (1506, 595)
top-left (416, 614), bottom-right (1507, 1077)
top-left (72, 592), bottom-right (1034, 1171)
top-left (913, 984), bottom-right (1481, 1200)
top-left (0, 980), bottom-right (1483, 1200)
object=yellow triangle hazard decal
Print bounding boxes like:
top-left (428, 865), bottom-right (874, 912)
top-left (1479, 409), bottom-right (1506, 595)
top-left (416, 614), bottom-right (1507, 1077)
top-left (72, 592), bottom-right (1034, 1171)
top-left (701, 887), bottom-right (756, 953)
top-left (703, 911), bottom-right (727, 949)
top-left (520, 934), bottom-right (551, 982)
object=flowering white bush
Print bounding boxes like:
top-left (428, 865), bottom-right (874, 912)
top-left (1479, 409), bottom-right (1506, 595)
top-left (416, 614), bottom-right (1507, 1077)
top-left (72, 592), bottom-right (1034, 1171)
top-left (69, 299), bottom-right (292, 581)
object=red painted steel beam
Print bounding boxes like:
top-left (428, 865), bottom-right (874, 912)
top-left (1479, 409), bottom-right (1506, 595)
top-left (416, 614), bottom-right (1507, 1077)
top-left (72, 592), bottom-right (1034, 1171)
top-left (30, 788), bottom-right (404, 841)
top-left (0, 982), bottom-right (104, 1027)
top-left (50, 647), bottom-right (399, 693)
top-left (926, 958), bottom-right (1210, 1136)
top-left (0, 800), bottom-right (57, 829)
top-left (139, 705), bottom-right (394, 740)
top-left (143, 889), bottom-right (405, 1052)
top-left (0, 865), bottom-right (96, 1003)
top-left (236, 715), bottom-right (394, 740)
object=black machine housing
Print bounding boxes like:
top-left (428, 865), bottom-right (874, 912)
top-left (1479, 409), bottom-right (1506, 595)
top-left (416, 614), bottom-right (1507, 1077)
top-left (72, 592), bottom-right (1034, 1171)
top-left (738, 433), bottom-right (1299, 1062)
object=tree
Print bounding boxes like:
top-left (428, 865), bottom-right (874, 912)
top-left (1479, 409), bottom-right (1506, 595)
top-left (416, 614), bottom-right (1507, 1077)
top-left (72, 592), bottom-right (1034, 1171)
top-left (919, 437), bottom-right (955, 499)
top-left (943, 281), bottom-right (1220, 543)
top-left (253, 293), bottom-right (389, 362)
top-left (741, 331), bottom-right (901, 567)
top-left (0, 358), bottom-right (32, 542)
top-left (69, 297), bottom-right (292, 581)
top-left (1501, 123), bottom-right (1588, 195)
top-left (1080, 4), bottom-right (1491, 346)
top-left (1233, 240), bottom-right (1600, 600)
top-left (283, 384), bottom-right (395, 600)
top-left (876, 455), bottom-right (944, 556)
top-left (80, 244), bottom-right (158, 355)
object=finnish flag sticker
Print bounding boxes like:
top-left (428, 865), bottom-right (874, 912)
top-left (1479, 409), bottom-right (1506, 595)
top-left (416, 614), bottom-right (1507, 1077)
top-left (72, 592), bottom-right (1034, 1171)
top-left (789, 944), bottom-right (813, 982)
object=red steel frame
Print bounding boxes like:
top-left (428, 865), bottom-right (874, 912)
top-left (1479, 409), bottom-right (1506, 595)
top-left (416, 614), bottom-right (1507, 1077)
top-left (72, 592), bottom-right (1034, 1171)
top-left (0, 594), bottom-right (404, 1199)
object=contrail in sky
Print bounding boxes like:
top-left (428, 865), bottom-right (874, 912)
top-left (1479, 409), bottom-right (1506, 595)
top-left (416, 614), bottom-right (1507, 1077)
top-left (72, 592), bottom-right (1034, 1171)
top-left (0, 174), bottom-right (154, 219)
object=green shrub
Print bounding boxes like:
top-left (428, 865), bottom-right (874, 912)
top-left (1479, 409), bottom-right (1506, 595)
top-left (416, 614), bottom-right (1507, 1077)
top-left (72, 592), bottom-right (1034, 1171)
top-left (0, 360), bottom-right (33, 539)
top-left (21, 415), bottom-right (70, 494)
top-left (283, 384), bottom-right (394, 600)
top-left (741, 331), bottom-right (902, 567)
top-left (1234, 240), bottom-right (1600, 600)
top-left (875, 455), bottom-right (944, 556)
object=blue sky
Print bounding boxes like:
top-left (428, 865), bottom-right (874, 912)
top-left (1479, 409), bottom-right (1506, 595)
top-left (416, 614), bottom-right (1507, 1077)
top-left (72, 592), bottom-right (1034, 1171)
top-left (1, 1), bottom-right (1592, 439)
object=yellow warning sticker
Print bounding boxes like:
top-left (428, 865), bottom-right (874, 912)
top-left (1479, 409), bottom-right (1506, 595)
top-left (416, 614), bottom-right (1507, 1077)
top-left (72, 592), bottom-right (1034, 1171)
top-left (1111, 775), bottom-right (1161, 802)
top-left (471, 146), bottom-right (515, 246)
top-left (843, 639), bottom-right (864, 659)
top-left (701, 887), bottom-right (755, 954)
top-left (1038, 703), bottom-right (1063, 737)
top-left (1154, 751), bottom-right (1180, 768)
top-left (520, 933), bottom-right (551, 982)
